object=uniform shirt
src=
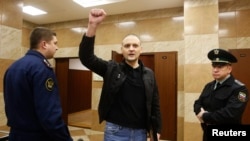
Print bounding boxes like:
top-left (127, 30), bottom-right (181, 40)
top-left (4, 50), bottom-right (72, 141)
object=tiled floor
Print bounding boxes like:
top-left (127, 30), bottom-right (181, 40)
top-left (69, 126), bottom-right (104, 141)
top-left (68, 126), bottom-right (169, 141)
top-left (0, 125), bottom-right (168, 141)
top-left (0, 109), bottom-right (168, 141)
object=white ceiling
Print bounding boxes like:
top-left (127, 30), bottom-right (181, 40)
top-left (23, 0), bottom-right (184, 25)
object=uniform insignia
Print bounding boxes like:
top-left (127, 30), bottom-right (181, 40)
top-left (214, 49), bottom-right (219, 55)
top-left (235, 80), bottom-right (245, 86)
top-left (43, 59), bottom-right (52, 68)
top-left (45, 78), bottom-right (54, 91)
top-left (238, 92), bottom-right (247, 102)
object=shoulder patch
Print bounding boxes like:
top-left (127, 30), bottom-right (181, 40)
top-left (45, 78), bottom-right (54, 91)
top-left (235, 79), bottom-right (245, 86)
top-left (238, 92), bottom-right (247, 102)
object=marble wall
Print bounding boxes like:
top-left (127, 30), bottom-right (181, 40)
top-left (1, 0), bottom-right (250, 141)
top-left (185, 0), bottom-right (250, 141)
top-left (0, 0), bottom-right (23, 126)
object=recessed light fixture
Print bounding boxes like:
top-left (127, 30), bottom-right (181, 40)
top-left (73, 0), bottom-right (126, 8)
top-left (115, 21), bottom-right (136, 28)
top-left (22, 6), bottom-right (47, 16)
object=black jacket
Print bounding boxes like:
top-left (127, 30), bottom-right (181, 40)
top-left (79, 35), bottom-right (162, 134)
top-left (194, 75), bottom-right (249, 124)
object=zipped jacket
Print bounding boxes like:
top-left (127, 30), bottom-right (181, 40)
top-left (79, 35), bottom-right (162, 134)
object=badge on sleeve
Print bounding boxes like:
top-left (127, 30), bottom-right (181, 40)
top-left (45, 78), bottom-right (54, 91)
top-left (238, 92), bottom-right (247, 102)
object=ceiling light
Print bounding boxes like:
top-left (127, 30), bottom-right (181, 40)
top-left (73, 0), bottom-right (126, 8)
top-left (23, 6), bottom-right (47, 16)
top-left (115, 21), bottom-right (136, 28)
top-left (172, 16), bottom-right (184, 21)
top-left (219, 12), bottom-right (235, 18)
top-left (71, 27), bottom-right (87, 33)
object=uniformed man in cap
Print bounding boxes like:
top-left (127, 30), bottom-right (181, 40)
top-left (193, 48), bottom-right (249, 141)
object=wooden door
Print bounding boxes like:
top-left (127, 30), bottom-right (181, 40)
top-left (55, 58), bottom-right (92, 122)
top-left (55, 58), bottom-right (69, 123)
top-left (111, 51), bottom-right (177, 140)
top-left (229, 49), bottom-right (250, 124)
top-left (68, 70), bottom-right (92, 113)
top-left (154, 52), bottom-right (177, 140)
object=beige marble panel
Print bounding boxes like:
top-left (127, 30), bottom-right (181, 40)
top-left (237, 9), bottom-right (250, 37)
top-left (0, 57), bottom-right (54, 91)
top-left (21, 47), bottom-right (29, 56)
top-left (236, 0), bottom-right (250, 10)
top-left (0, 56), bottom-right (37, 128)
top-left (54, 47), bottom-right (79, 58)
top-left (137, 17), bottom-right (184, 42)
top-left (0, 25), bottom-right (22, 60)
top-left (184, 92), bottom-right (204, 123)
top-left (185, 0), bottom-right (217, 8)
top-left (178, 91), bottom-right (184, 117)
top-left (41, 8), bottom-right (184, 46)
top-left (184, 122), bottom-right (203, 141)
top-left (95, 23), bottom-right (119, 45)
top-left (219, 11), bottom-right (237, 38)
top-left (185, 34), bottom-right (218, 64)
top-left (237, 37), bottom-right (250, 49)
top-left (178, 65), bottom-right (184, 91)
top-left (177, 117), bottom-right (184, 141)
top-left (22, 27), bottom-right (33, 48)
top-left (185, 5), bottom-right (218, 35)
top-left (1, 0), bottom-right (22, 29)
top-left (0, 58), bottom-right (14, 92)
top-left (220, 37), bottom-right (250, 50)
top-left (54, 28), bottom-right (84, 48)
top-left (184, 64), bottom-right (213, 93)
top-left (91, 81), bottom-right (103, 110)
top-left (0, 1), bottom-right (2, 24)
top-left (45, 8), bottom-right (183, 30)
top-left (96, 23), bottom-right (126, 45)
top-left (0, 92), bottom-right (7, 126)
top-left (140, 40), bottom-right (184, 55)
top-left (91, 88), bottom-right (101, 110)
top-left (116, 7), bottom-right (183, 22)
top-left (219, 0), bottom-right (250, 12)
top-left (219, 1), bottom-right (236, 12)
top-left (219, 37), bottom-right (237, 49)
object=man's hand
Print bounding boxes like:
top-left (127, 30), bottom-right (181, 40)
top-left (86, 9), bottom-right (106, 37)
top-left (89, 8), bottom-right (106, 26)
top-left (196, 107), bottom-right (207, 123)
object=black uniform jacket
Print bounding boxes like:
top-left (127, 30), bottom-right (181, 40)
top-left (79, 35), bottom-right (162, 134)
top-left (194, 75), bottom-right (249, 124)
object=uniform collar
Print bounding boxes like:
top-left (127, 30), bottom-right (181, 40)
top-left (216, 74), bottom-right (230, 84)
top-left (26, 50), bottom-right (52, 68)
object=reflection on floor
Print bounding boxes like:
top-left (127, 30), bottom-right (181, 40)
top-left (68, 109), bottom-right (105, 141)
top-left (0, 109), bottom-right (168, 141)
top-left (69, 126), bottom-right (104, 141)
top-left (68, 110), bottom-right (168, 141)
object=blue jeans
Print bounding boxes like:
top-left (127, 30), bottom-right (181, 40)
top-left (104, 122), bottom-right (147, 141)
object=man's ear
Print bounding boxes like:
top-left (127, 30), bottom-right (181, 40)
top-left (40, 41), bottom-right (47, 49)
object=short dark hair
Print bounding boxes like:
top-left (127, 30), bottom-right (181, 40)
top-left (122, 33), bottom-right (141, 46)
top-left (29, 27), bottom-right (56, 49)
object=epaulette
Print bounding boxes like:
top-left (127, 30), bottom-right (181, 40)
top-left (43, 59), bottom-right (52, 68)
top-left (234, 79), bottom-right (245, 86)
